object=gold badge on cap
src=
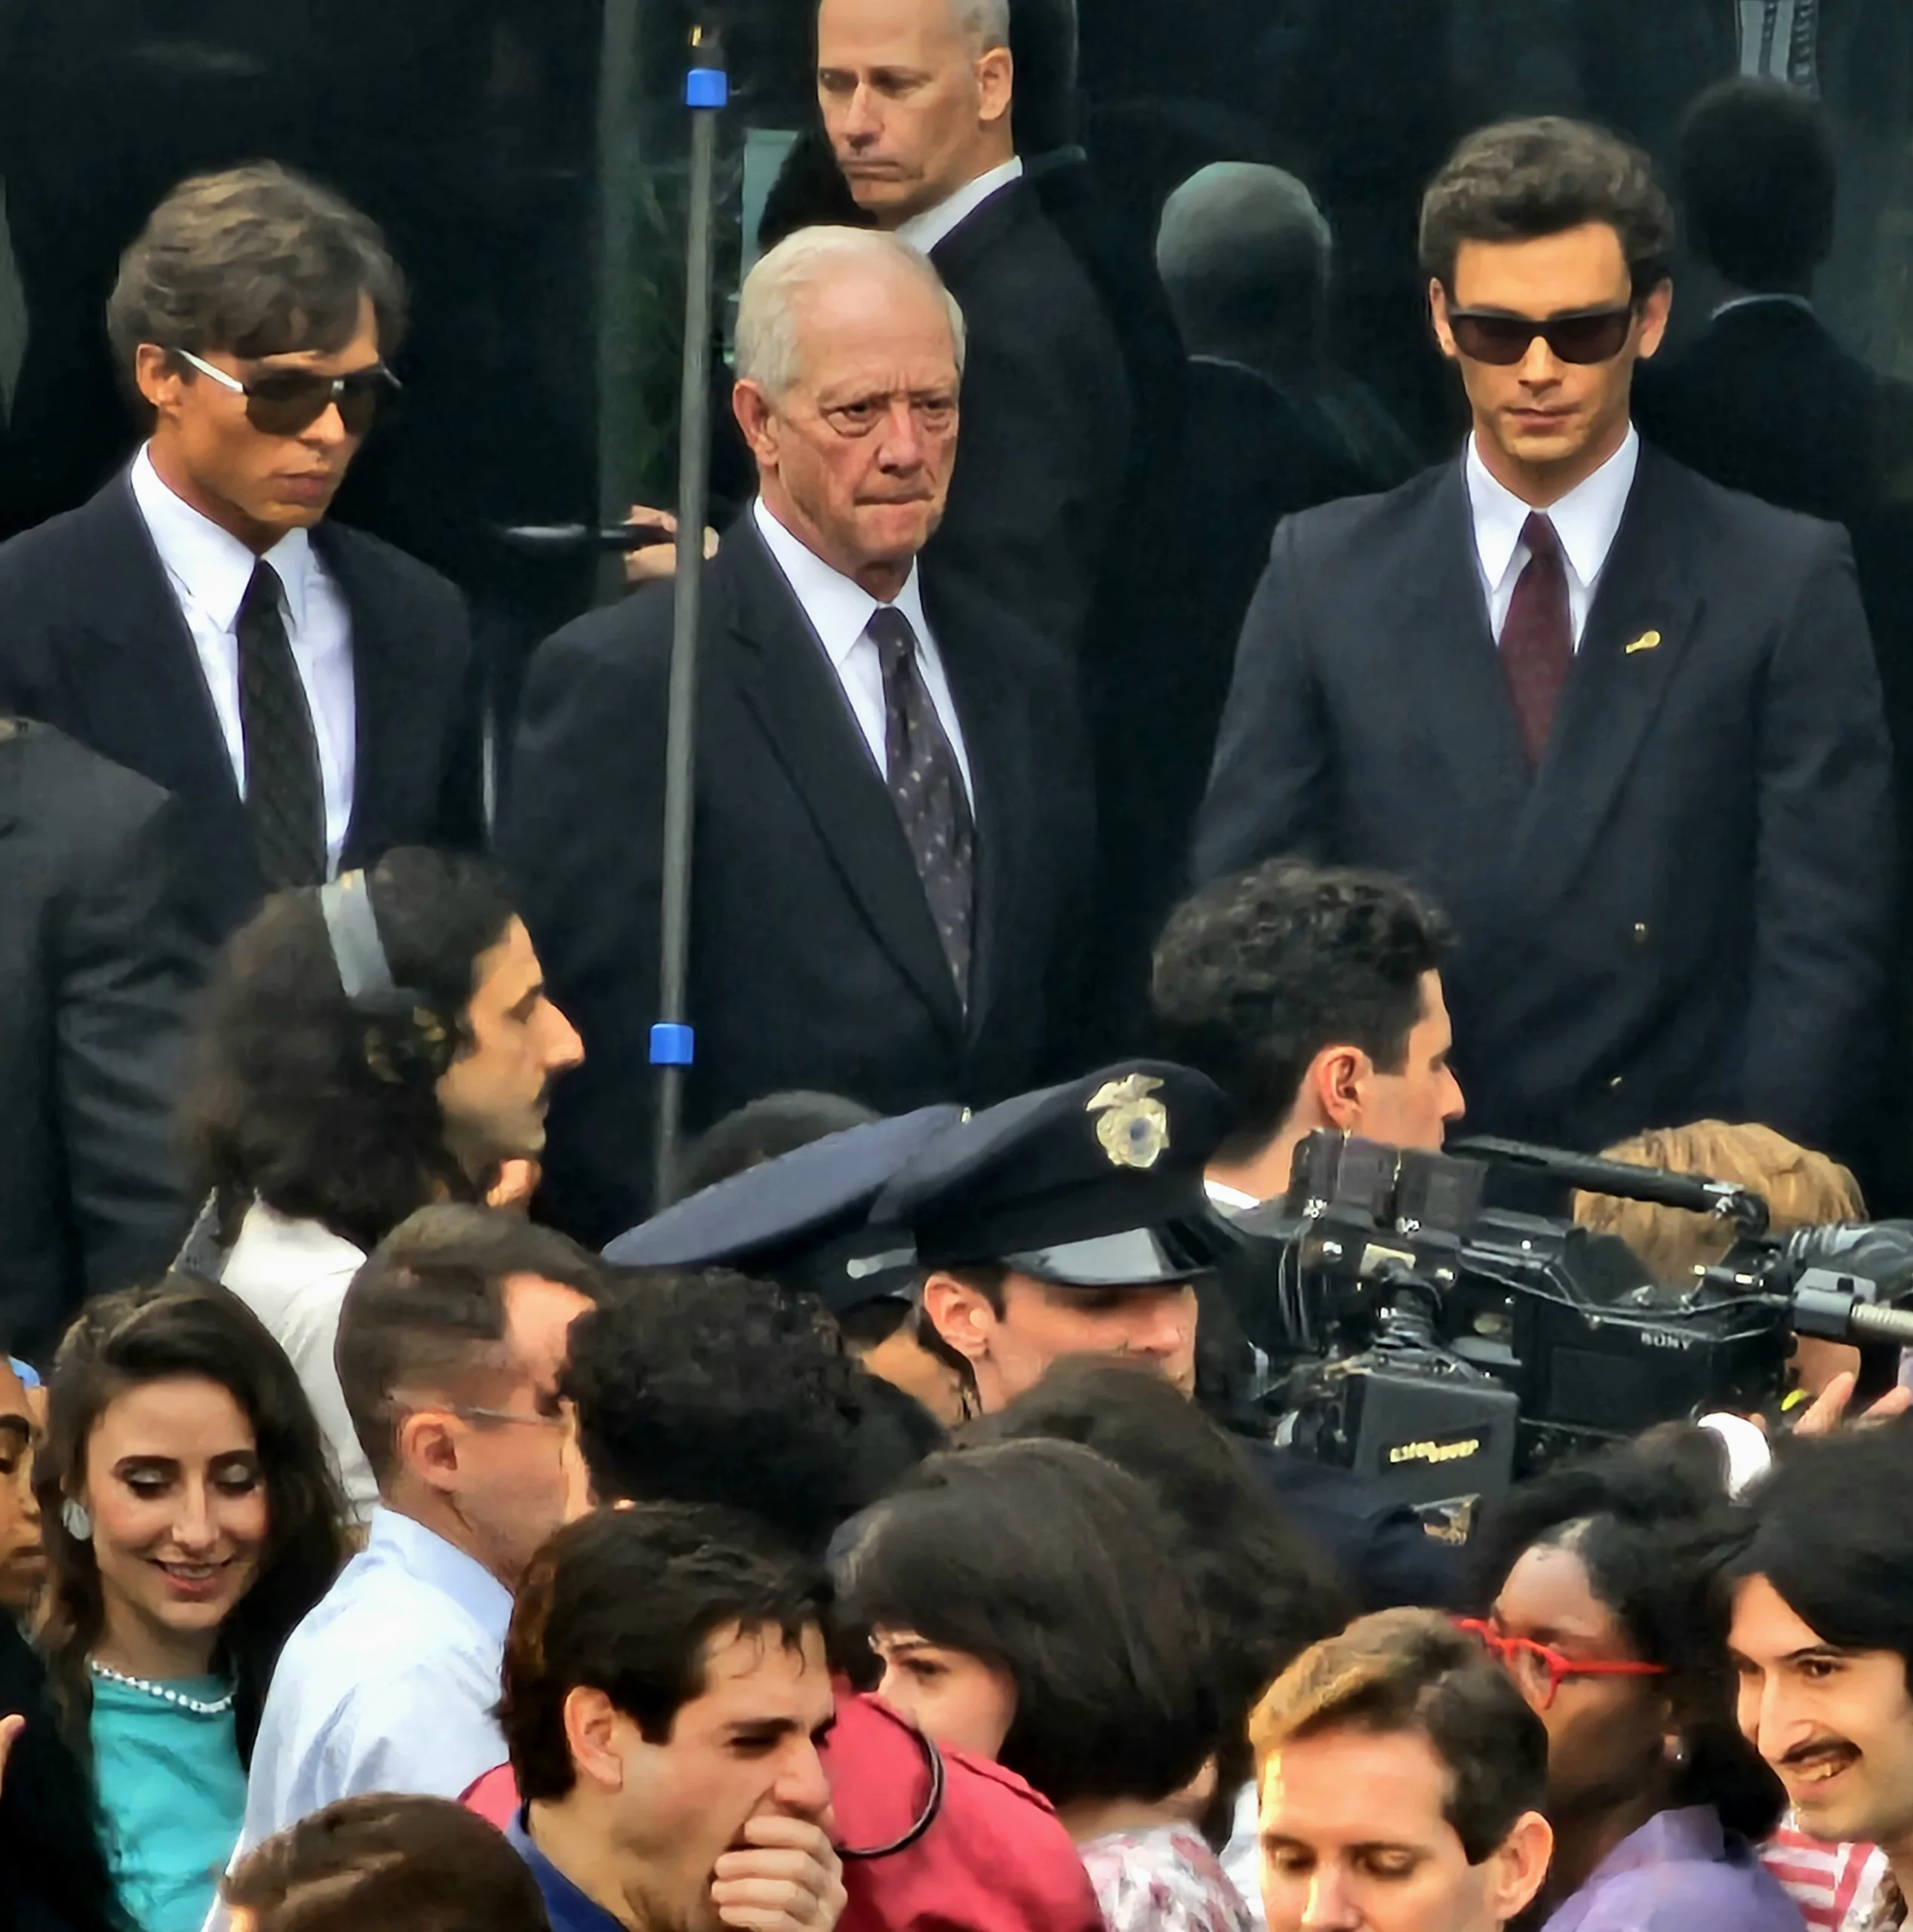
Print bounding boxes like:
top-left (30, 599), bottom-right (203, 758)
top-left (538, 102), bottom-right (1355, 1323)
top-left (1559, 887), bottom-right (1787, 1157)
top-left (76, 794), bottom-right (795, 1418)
top-left (1086, 1073), bottom-right (1171, 1171)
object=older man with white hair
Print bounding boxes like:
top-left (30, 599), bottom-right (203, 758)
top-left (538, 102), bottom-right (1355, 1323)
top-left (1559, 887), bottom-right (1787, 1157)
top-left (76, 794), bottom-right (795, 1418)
top-left (500, 228), bottom-right (1095, 1241)
top-left (817, 0), bottom-right (1129, 660)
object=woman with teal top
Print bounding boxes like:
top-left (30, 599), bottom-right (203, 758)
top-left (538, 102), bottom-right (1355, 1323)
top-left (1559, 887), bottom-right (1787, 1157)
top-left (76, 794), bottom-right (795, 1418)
top-left (33, 1278), bottom-right (346, 1932)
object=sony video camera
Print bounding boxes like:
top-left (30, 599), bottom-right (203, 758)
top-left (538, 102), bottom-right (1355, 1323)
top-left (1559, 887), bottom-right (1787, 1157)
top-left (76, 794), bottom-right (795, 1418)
top-left (1226, 1132), bottom-right (1913, 1544)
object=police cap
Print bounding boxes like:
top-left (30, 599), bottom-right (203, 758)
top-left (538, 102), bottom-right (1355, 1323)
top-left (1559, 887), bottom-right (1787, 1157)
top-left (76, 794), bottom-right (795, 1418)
top-left (872, 1063), bottom-right (1239, 1287)
top-left (603, 1104), bottom-right (963, 1315)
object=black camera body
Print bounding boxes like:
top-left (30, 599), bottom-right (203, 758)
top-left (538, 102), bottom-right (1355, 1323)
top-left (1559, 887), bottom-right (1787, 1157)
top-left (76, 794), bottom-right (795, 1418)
top-left (1227, 1132), bottom-right (1913, 1543)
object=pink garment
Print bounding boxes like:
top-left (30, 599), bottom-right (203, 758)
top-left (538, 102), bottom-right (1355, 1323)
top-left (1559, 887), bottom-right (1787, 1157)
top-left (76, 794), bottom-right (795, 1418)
top-left (1079, 1823), bottom-right (1255, 1932)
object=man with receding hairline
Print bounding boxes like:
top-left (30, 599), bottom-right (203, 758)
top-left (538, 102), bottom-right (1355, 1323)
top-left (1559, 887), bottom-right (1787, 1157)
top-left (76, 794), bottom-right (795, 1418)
top-left (503, 227), bottom-right (1092, 1241)
top-left (817, 0), bottom-right (1129, 657)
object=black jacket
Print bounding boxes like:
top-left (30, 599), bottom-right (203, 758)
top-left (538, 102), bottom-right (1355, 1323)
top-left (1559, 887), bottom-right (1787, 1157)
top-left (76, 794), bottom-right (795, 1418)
top-left (1194, 443), bottom-right (1896, 1161)
top-left (927, 179), bottom-right (1132, 657)
top-left (0, 471), bottom-right (487, 939)
top-left (0, 720), bottom-right (204, 1364)
top-left (500, 515), bottom-right (1096, 1245)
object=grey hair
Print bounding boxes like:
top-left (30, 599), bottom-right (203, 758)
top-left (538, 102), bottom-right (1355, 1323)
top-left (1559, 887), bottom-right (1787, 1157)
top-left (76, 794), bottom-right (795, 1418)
top-left (952, 0), bottom-right (1011, 50)
top-left (736, 226), bottom-right (967, 398)
top-left (1155, 162), bottom-right (1333, 355)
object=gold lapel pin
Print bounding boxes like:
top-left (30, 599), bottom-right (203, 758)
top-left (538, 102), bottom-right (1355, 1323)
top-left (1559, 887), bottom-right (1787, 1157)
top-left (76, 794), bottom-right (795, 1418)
top-left (1625, 629), bottom-right (1662, 654)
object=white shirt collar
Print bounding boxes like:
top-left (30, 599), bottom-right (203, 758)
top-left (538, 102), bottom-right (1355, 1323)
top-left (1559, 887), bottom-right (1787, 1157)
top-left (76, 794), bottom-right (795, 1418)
top-left (751, 496), bottom-right (931, 663)
top-left (1712, 291), bottom-right (1816, 322)
top-left (896, 155), bottom-right (1025, 255)
top-left (1465, 423), bottom-right (1640, 596)
top-left (1204, 1177), bottom-right (1263, 1217)
top-left (130, 442), bottom-right (318, 635)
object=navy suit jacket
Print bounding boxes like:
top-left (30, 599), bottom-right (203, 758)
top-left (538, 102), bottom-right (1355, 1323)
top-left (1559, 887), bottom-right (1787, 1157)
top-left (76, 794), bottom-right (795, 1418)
top-left (1193, 442), bottom-right (1896, 1159)
top-left (500, 515), bottom-right (1096, 1245)
top-left (0, 472), bottom-right (487, 938)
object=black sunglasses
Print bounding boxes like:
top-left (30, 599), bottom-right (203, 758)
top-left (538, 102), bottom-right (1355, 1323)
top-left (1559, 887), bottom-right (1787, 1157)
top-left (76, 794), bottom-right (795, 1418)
top-left (1444, 305), bottom-right (1638, 367)
top-left (176, 347), bottom-right (401, 436)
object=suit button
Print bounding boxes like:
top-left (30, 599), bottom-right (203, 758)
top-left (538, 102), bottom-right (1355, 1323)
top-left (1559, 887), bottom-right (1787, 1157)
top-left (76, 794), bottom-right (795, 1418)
top-left (1608, 1075), bottom-right (1625, 1091)
top-left (1632, 922), bottom-right (1650, 945)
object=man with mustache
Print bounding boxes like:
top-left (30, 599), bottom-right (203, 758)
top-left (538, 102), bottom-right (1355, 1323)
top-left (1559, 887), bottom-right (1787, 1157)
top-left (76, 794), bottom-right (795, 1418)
top-left (1726, 1423), bottom-right (1913, 1930)
top-left (504, 226), bottom-right (1093, 1241)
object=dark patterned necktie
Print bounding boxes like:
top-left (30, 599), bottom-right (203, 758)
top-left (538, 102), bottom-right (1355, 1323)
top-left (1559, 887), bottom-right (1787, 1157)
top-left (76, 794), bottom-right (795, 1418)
top-left (867, 604), bottom-right (975, 1005)
top-left (236, 559), bottom-right (326, 890)
top-left (1499, 512), bottom-right (1574, 768)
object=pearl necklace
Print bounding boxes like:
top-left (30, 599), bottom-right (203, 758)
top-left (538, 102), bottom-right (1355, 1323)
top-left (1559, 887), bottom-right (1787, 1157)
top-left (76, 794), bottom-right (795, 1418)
top-left (88, 1660), bottom-right (235, 1717)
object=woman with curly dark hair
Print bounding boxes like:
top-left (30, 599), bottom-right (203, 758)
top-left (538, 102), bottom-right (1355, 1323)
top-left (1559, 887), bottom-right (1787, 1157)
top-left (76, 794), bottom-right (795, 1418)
top-left (32, 1278), bottom-right (346, 1932)
top-left (1466, 1435), bottom-right (1798, 1931)
top-left (182, 846), bottom-right (582, 1515)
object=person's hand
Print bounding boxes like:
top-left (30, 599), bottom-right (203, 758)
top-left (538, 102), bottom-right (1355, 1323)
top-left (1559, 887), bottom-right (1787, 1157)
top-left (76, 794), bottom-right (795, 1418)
top-left (486, 1159), bottom-right (541, 1213)
top-left (710, 1814), bottom-right (846, 1930)
top-left (1792, 1370), bottom-right (1913, 1438)
top-left (0, 1712), bottom-right (25, 1793)
top-left (623, 506), bottom-right (720, 586)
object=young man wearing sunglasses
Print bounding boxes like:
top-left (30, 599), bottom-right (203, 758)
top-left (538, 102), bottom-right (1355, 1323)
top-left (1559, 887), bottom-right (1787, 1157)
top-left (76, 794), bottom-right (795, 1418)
top-left (1194, 115), bottom-right (1893, 1173)
top-left (0, 162), bottom-right (485, 941)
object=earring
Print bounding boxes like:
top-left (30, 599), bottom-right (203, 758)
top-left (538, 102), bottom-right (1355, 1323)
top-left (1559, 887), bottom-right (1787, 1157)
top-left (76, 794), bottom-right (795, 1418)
top-left (61, 1499), bottom-right (92, 1542)
top-left (1665, 1735), bottom-right (1690, 1770)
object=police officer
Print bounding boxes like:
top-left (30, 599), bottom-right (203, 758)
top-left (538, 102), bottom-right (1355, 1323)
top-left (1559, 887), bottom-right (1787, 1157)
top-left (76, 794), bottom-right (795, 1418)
top-left (604, 1103), bottom-right (973, 1425)
top-left (875, 1060), bottom-right (1464, 1610)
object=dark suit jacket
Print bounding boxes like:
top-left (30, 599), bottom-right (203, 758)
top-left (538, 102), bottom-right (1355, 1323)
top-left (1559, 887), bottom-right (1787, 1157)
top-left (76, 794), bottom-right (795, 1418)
top-left (1193, 443), bottom-right (1896, 1160)
top-left (0, 472), bottom-right (487, 938)
top-left (0, 720), bottom-right (205, 1364)
top-left (928, 179), bottom-right (1132, 655)
top-left (500, 515), bottom-right (1096, 1245)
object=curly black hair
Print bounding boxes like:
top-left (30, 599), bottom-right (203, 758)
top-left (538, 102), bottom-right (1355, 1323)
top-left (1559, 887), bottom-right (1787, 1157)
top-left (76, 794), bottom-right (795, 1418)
top-left (184, 848), bottom-right (517, 1252)
top-left (1472, 1430), bottom-right (1782, 1841)
top-left (561, 1269), bottom-right (878, 1558)
top-left (1152, 858), bottom-right (1452, 1155)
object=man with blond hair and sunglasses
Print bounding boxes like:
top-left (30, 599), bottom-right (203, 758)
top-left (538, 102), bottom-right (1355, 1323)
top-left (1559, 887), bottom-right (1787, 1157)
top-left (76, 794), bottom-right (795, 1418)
top-left (1195, 116), bottom-right (1893, 1171)
top-left (0, 163), bottom-right (486, 941)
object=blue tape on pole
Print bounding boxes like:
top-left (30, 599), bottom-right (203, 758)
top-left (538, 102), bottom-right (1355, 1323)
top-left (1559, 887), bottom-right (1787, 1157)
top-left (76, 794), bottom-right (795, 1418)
top-left (685, 69), bottom-right (728, 109)
top-left (650, 1022), bottom-right (696, 1067)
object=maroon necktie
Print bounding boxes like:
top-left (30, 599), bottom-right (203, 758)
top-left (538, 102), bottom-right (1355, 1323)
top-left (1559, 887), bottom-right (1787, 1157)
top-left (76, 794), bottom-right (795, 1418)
top-left (1499, 512), bottom-right (1573, 768)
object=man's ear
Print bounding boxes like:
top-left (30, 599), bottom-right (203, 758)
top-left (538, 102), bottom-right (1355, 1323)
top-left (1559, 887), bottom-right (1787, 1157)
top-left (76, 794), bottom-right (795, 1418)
top-left (1636, 278), bottom-right (1674, 361)
top-left (1485, 1810), bottom-right (1553, 1923)
top-left (1429, 278), bottom-right (1459, 361)
top-left (733, 378), bottom-right (779, 466)
top-left (976, 45), bottom-right (1013, 128)
top-left (920, 1271), bottom-right (994, 1366)
top-left (136, 343), bottom-right (187, 417)
top-left (394, 1407), bottom-right (464, 1497)
top-left (564, 1684), bottom-right (628, 1793)
top-left (1303, 1044), bottom-right (1369, 1132)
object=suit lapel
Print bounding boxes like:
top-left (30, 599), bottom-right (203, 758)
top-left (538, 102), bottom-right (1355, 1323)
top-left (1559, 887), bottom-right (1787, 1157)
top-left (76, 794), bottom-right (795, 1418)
top-left (68, 475), bottom-right (238, 808)
top-left (1509, 448), bottom-right (1701, 900)
top-left (1398, 465), bottom-right (1533, 820)
top-left (314, 526), bottom-right (390, 862)
top-left (725, 523), bottom-right (967, 1038)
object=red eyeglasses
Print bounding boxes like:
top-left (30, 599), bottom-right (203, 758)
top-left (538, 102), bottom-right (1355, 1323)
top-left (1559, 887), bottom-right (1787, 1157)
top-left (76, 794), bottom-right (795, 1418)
top-left (1453, 1617), bottom-right (1670, 1711)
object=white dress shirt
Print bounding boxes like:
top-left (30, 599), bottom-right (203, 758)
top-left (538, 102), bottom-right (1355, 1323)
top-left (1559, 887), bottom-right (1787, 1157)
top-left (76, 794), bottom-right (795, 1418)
top-left (752, 497), bottom-right (974, 801)
top-left (231, 1509), bottom-right (512, 1862)
top-left (1465, 424), bottom-right (1640, 650)
top-left (220, 1203), bottom-right (377, 1521)
top-left (129, 445), bottom-right (356, 872)
top-left (897, 155), bottom-right (1025, 256)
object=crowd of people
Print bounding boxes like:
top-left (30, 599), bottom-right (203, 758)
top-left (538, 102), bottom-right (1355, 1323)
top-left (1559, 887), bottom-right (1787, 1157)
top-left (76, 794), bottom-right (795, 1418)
top-left (6, 0), bottom-right (1913, 1930)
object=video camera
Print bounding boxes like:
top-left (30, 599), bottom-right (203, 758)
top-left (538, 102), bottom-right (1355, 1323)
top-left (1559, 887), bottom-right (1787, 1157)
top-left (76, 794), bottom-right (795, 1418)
top-left (1227, 1132), bottom-right (1913, 1544)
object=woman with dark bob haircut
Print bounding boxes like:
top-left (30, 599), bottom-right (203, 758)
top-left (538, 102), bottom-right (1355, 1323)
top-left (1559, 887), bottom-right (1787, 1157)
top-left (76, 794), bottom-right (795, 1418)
top-left (964, 1358), bottom-right (1352, 1880)
top-left (835, 1438), bottom-right (1253, 1930)
top-left (33, 1278), bottom-right (347, 1932)
top-left (1467, 1433), bottom-right (1797, 1931)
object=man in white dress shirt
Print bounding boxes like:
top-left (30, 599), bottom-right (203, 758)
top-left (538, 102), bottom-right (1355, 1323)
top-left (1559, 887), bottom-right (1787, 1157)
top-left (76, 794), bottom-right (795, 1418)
top-left (814, 0), bottom-right (1130, 658)
top-left (503, 226), bottom-right (1094, 1241)
top-left (230, 1204), bottom-right (600, 1866)
top-left (0, 162), bottom-right (484, 940)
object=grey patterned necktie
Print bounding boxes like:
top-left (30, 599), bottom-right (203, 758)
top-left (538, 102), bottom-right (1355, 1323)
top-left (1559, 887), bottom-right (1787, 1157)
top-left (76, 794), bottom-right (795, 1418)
top-left (236, 558), bottom-right (326, 891)
top-left (867, 604), bottom-right (975, 1004)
